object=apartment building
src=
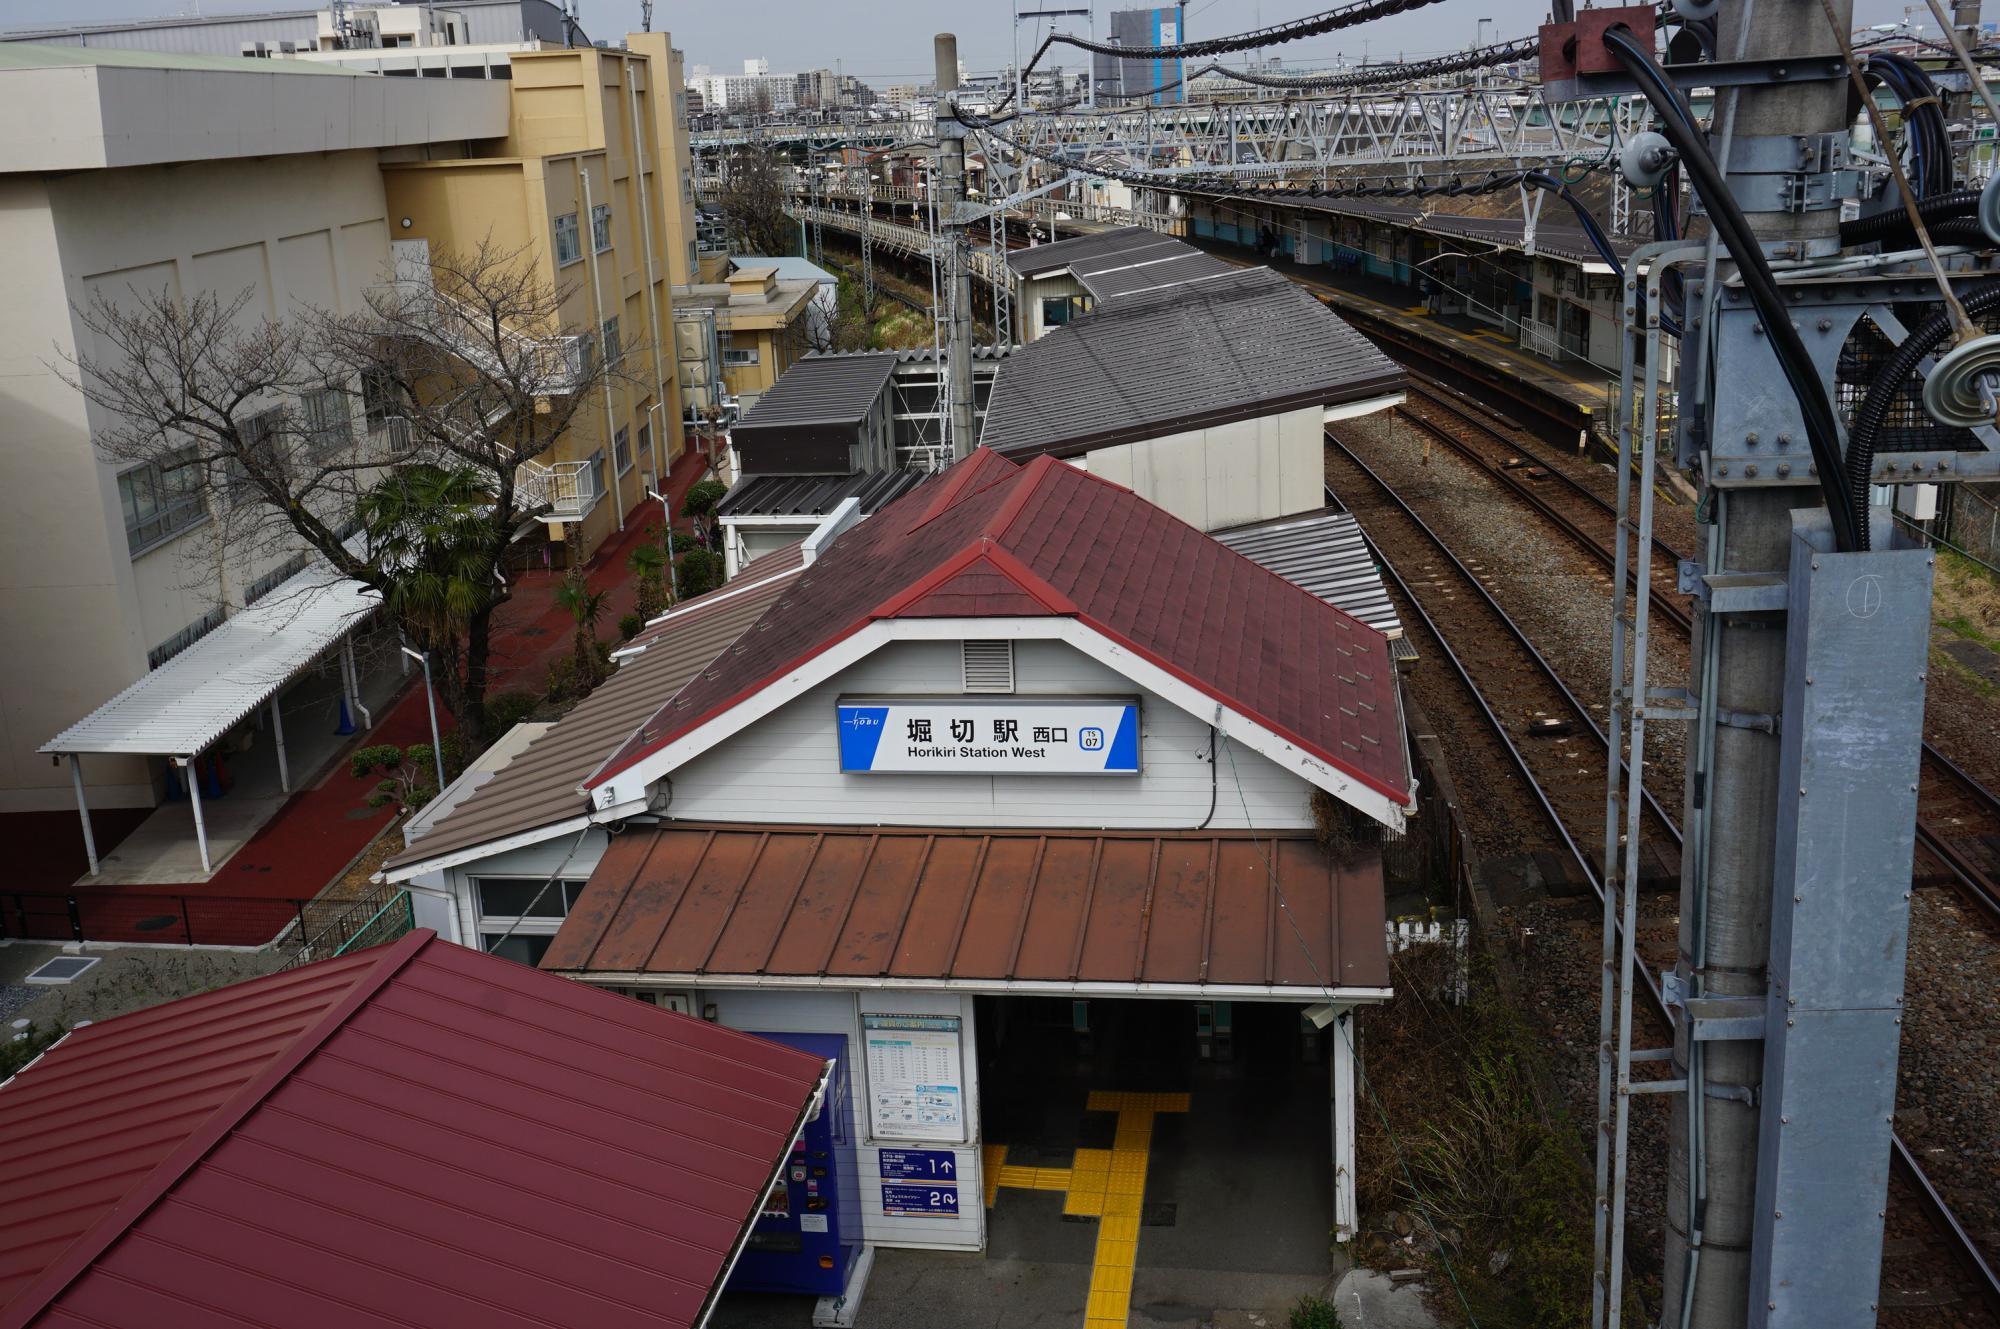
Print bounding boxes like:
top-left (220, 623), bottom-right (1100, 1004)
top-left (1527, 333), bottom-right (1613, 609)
top-left (383, 40), bottom-right (689, 554)
top-left (0, 47), bottom-right (509, 814)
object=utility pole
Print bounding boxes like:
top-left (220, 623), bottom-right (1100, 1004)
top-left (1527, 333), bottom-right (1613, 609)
top-left (1655, 0), bottom-right (1852, 1323)
top-left (934, 32), bottom-right (979, 459)
top-left (1578, 0), bottom-right (1945, 1319)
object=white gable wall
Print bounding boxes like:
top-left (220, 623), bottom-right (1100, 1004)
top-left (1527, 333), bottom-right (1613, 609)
top-left (1074, 404), bottom-right (1323, 533)
top-left (660, 636), bottom-right (1313, 829)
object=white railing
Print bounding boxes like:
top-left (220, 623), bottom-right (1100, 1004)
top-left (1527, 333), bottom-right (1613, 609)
top-left (378, 413), bottom-right (593, 523)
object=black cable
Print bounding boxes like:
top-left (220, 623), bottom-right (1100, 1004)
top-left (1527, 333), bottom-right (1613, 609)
top-left (1603, 22), bottom-right (1863, 552)
top-left (1839, 187), bottom-right (1984, 246)
top-left (1844, 280), bottom-right (2000, 531)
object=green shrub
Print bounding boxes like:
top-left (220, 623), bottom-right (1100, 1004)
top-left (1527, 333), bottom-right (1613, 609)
top-left (0, 1020), bottom-right (65, 1079)
top-left (483, 690), bottom-right (541, 734)
top-left (677, 547), bottom-right (725, 599)
top-left (1289, 1294), bottom-right (1341, 1329)
top-left (618, 612), bottom-right (645, 641)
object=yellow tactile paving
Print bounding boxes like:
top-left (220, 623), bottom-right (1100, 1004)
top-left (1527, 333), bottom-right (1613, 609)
top-left (984, 1091), bottom-right (1190, 1328)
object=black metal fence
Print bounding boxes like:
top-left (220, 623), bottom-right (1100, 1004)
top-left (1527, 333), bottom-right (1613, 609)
top-left (1, 891), bottom-right (310, 948)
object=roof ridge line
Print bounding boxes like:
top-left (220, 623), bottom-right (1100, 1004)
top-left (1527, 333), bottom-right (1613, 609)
top-left (983, 453), bottom-right (1062, 542)
top-left (0, 930), bottom-right (435, 1329)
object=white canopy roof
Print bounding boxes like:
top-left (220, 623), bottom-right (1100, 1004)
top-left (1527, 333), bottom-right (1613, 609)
top-left (42, 566), bottom-right (380, 758)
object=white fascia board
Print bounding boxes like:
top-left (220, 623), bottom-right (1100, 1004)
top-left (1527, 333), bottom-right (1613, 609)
top-left (380, 814), bottom-right (592, 884)
top-left (588, 615), bottom-right (1411, 832)
top-left (1324, 392), bottom-right (1405, 423)
top-left (565, 970), bottom-right (1395, 1004)
top-left (718, 513), bottom-right (822, 527)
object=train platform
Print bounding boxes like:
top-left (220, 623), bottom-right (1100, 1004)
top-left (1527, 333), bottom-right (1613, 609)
top-left (1187, 236), bottom-right (1619, 442)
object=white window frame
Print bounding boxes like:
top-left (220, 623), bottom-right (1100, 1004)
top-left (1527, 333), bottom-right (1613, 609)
top-left (119, 447), bottom-right (208, 557)
top-left (591, 202), bottom-right (613, 254)
top-left (554, 211), bottom-right (582, 267)
top-left (613, 425), bottom-right (633, 476)
top-left (722, 346), bottom-right (760, 367)
top-left (602, 315), bottom-right (621, 368)
top-left (472, 876), bottom-right (587, 965)
top-left (302, 386), bottom-right (353, 460)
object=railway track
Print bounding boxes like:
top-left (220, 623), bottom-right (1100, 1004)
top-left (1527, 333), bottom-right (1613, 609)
top-left (1325, 410), bottom-right (2000, 1321)
top-left (1398, 380), bottom-right (2000, 930)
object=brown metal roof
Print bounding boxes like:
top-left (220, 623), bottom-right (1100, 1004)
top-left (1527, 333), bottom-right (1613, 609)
top-left (381, 551), bottom-right (805, 878)
top-left (542, 826), bottom-right (1390, 995)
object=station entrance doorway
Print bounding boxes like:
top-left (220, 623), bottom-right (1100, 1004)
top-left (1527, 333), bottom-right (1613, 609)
top-left (975, 995), bottom-right (1348, 1319)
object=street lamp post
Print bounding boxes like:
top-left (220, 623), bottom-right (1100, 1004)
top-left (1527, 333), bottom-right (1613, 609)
top-left (399, 644), bottom-right (448, 796)
top-left (646, 486), bottom-right (681, 600)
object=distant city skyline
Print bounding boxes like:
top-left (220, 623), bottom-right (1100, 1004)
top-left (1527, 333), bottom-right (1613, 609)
top-left (8, 0), bottom-right (1945, 82)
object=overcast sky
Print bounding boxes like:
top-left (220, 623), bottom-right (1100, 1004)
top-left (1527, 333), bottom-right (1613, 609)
top-left (12, 0), bottom-right (1930, 78)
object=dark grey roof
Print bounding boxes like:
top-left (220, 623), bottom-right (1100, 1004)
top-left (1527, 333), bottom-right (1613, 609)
top-left (1292, 196), bottom-right (1636, 264)
top-left (980, 266), bottom-right (1406, 459)
top-left (1006, 225), bottom-right (1158, 278)
top-left (734, 352), bottom-right (898, 433)
top-left (717, 469), bottom-right (925, 518)
top-left (1080, 249), bottom-right (1236, 303)
top-left (1212, 509), bottom-right (1402, 640)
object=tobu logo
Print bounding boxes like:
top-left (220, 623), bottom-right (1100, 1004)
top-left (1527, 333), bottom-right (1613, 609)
top-left (1078, 727), bottom-right (1105, 751)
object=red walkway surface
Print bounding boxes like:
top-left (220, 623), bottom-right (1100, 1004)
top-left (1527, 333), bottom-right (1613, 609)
top-left (2, 448), bottom-right (717, 947)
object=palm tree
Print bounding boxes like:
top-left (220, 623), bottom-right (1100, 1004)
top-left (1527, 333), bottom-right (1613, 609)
top-left (628, 540), bottom-right (669, 618)
top-left (553, 569), bottom-right (609, 686)
top-left (355, 464), bottom-right (502, 742)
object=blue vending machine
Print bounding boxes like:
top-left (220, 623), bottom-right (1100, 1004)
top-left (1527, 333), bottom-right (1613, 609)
top-left (727, 1031), bottom-right (857, 1297)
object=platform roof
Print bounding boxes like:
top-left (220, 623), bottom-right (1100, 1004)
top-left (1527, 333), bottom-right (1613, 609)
top-left (0, 930), bottom-right (827, 1329)
top-left (544, 825), bottom-right (1392, 999)
top-left (980, 266), bottom-right (1404, 459)
top-left (41, 566), bottom-right (379, 759)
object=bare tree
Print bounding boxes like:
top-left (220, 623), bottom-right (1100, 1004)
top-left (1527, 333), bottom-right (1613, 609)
top-left (715, 144), bottom-right (800, 258)
top-left (70, 238), bottom-right (625, 747)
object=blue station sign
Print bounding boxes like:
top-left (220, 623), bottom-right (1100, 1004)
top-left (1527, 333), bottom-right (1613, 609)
top-left (837, 697), bottom-right (1140, 775)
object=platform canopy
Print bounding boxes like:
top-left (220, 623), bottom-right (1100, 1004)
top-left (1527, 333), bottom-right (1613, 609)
top-left (41, 566), bottom-right (378, 758)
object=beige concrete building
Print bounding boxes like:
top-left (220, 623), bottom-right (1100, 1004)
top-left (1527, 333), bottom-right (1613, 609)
top-left (0, 47), bottom-right (507, 815)
top-left (0, 33), bottom-right (710, 824)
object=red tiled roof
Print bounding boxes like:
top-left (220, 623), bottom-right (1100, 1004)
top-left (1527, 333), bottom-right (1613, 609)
top-left (544, 825), bottom-right (1392, 993)
top-left (591, 448), bottom-right (1410, 811)
top-left (0, 932), bottom-right (825, 1329)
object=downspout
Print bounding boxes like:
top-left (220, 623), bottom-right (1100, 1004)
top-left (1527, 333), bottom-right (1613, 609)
top-left (627, 58), bottom-right (672, 486)
top-left (578, 158), bottom-right (625, 531)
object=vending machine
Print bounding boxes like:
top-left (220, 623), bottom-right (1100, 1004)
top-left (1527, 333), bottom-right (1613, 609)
top-left (727, 1031), bottom-right (857, 1297)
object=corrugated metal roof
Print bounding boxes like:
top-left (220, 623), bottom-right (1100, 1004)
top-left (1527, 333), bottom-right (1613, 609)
top-left (716, 470), bottom-right (925, 519)
top-left (732, 353), bottom-right (898, 434)
top-left (1006, 225), bottom-right (1159, 278)
top-left (1213, 509), bottom-right (1402, 640)
top-left (41, 566), bottom-right (379, 757)
top-left (545, 826), bottom-right (1392, 995)
top-left (591, 449), bottom-right (1413, 817)
top-left (980, 266), bottom-right (1405, 459)
top-left (382, 552), bottom-right (805, 878)
top-left (0, 930), bottom-right (826, 1329)
top-left (1077, 249), bottom-right (1236, 303)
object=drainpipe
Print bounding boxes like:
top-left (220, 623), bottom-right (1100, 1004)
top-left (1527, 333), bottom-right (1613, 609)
top-left (627, 59), bottom-right (672, 486)
top-left (578, 158), bottom-right (625, 531)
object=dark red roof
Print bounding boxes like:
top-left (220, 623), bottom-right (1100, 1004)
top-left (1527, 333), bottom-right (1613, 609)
top-left (0, 931), bottom-right (826, 1329)
top-left (591, 449), bottom-right (1411, 812)
top-left (544, 825), bottom-right (1392, 993)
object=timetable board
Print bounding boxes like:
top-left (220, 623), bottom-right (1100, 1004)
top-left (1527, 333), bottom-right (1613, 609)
top-left (863, 1013), bottom-right (966, 1143)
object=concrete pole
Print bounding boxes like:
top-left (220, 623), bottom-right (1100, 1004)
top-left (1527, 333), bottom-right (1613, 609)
top-left (1660, 0), bottom-right (1850, 1322)
top-left (933, 33), bottom-right (979, 459)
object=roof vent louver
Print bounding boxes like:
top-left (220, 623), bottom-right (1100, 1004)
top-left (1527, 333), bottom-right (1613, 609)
top-left (961, 639), bottom-right (1014, 694)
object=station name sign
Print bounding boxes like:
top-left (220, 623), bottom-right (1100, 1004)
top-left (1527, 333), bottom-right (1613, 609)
top-left (837, 697), bottom-right (1140, 775)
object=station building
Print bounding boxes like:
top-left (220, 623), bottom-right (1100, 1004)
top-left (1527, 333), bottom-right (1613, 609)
top-left (384, 447), bottom-right (1418, 1306)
